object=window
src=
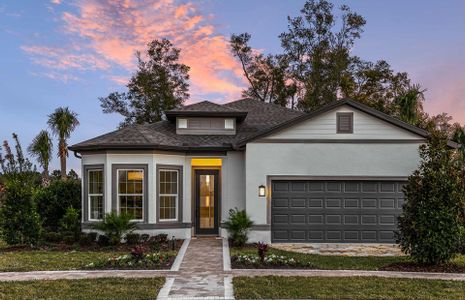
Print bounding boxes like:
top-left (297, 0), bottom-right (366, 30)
top-left (178, 118), bottom-right (187, 129)
top-left (117, 169), bottom-right (144, 221)
top-left (159, 169), bottom-right (179, 221)
top-left (224, 118), bottom-right (234, 129)
top-left (88, 169), bottom-right (103, 221)
top-left (337, 112), bottom-right (354, 133)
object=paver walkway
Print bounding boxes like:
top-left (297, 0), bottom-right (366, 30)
top-left (2, 238), bottom-right (465, 299)
top-left (158, 237), bottom-right (232, 300)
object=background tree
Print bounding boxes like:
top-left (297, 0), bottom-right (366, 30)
top-left (230, 33), bottom-right (297, 107)
top-left (100, 39), bottom-right (190, 128)
top-left (27, 130), bottom-right (53, 185)
top-left (396, 133), bottom-right (465, 264)
top-left (231, 1), bottom-right (418, 115)
top-left (393, 84), bottom-right (426, 126)
top-left (47, 107), bottom-right (79, 180)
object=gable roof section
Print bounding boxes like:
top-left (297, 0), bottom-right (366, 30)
top-left (165, 100), bottom-right (248, 121)
top-left (236, 98), bottom-right (436, 147)
top-left (69, 98), bottom-right (303, 152)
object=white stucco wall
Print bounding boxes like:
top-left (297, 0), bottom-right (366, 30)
top-left (245, 142), bottom-right (422, 225)
top-left (81, 150), bottom-right (246, 238)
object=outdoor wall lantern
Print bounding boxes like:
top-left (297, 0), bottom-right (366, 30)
top-left (258, 185), bottom-right (266, 197)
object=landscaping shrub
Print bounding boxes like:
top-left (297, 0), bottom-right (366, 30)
top-left (79, 233), bottom-right (95, 247)
top-left (85, 251), bottom-right (174, 270)
top-left (396, 134), bottom-right (465, 264)
top-left (223, 208), bottom-right (253, 247)
top-left (59, 207), bottom-right (81, 241)
top-left (35, 178), bottom-right (81, 231)
top-left (126, 233), bottom-right (141, 245)
top-left (140, 234), bottom-right (150, 243)
top-left (92, 211), bottom-right (137, 245)
top-left (257, 242), bottom-right (269, 263)
top-left (43, 232), bottom-right (62, 243)
top-left (97, 234), bottom-right (111, 246)
top-left (62, 234), bottom-right (75, 245)
top-left (0, 176), bottom-right (42, 245)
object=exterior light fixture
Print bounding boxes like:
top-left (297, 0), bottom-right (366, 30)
top-left (258, 185), bottom-right (266, 197)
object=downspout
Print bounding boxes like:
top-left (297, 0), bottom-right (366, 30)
top-left (73, 151), bottom-right (82, 159)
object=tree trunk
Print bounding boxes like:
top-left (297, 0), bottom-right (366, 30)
top-left (60, 139), bottom-right (67, 180)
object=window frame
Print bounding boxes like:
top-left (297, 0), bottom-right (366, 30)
top-left (117, 168), bottom-right (145, 222)
top-left (336, 112), bottom-right (354, 134)
top-left (87, 168), bottom-right (104, 221)
top-left (156, 164), bottom-right (183, 224)
top-left (158, 169), bottom-right (179, 222)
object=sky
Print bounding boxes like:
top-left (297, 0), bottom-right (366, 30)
top-left (0, 0), bottom-right (464, 173)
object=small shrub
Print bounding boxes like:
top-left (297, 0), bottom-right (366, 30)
top-left (126, 233), bottom-right (141, 245)
top-left (97, 234), bottom-right (110, 246)
top-left (59, 207), bottom-right (81, 241)
top-left (88, 232), bottom-right (98, 242)
top-left (79, 233), bottom-right (94, 247)
top-left (140, 234), bottom-right (150, 243)
top-left (85, 252), bottom-right (174, 270)
top-left (0, 176), bottom-right (42, 245)
top-left (257, 242), bottom-right (269, 263)
top-left (396, 135), bottom-right (465, 264)
top-left (223, 208), bottom-right (253, 247)
top-left (43, 232), bottom-right (62, 243)
top-left (35, 178), bottom-right (81, 231)
top-left (131, 245), bottom-right (148, 262)
top-left (62, 234), bottom-right (75, 245)
top-left (91, 211), bottom-right (137, 245)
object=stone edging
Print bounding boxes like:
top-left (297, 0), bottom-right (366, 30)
top-left (171, 238), bottom-right (190, 271)
top-left (222, 238), bottom-right (231, 271)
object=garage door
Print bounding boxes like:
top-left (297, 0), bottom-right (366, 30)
top-left (271, 180), bottom-right (405, 243)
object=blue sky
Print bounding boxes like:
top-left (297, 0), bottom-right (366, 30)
top-left (1, 0), bottom-right (464, 173)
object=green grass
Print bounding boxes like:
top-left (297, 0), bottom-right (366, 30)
top-left (231, 246), bottom-right (409, 270)
top-left (233, 276), bottom-right (465, 300)
top-left (0, 277), bottom-right (165, 300)
top-left (0, 251), bottom-right (127, 272)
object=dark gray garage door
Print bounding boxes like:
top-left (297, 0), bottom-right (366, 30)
top-left (271, 180), bottom-right (405, 243)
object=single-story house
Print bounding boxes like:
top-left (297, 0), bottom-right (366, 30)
top-left (70, 98), bottom-right (439, 244)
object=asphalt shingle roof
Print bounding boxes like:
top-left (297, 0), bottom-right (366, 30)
top-left (69, 98), bottom-right (304, 152)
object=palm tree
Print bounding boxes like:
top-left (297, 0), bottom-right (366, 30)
top-left (395, 84), bottom-right (426, 125)
top-left (47, 107), bottom-right (79, 180)
top-left (28, 130), bottom-right (53, 184)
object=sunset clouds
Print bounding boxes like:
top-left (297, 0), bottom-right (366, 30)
top-left (23, 0), bottom-right (245, 100)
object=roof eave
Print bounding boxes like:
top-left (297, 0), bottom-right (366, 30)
top-left (68, 143), bottom-right (234, 153)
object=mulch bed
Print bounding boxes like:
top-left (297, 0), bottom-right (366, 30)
top-left (379, 262), bottom-right (465, 273)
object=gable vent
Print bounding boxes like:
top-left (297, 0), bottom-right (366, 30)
top-left (337, 112), bottom-right (353, 134)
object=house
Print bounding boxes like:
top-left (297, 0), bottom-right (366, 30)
top-left (70, 98), bottom-right (433, 244)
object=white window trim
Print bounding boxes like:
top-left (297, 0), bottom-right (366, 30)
top-left (88, 169), bottom-right (103, 222)
top-left (158, 169), bottom-right (179, 222)
top-left (117, 169), bottom-right (145, 222)
top-left (224, 118), bottom-right (234, 130)
top-left (178, 118), bottom-right (188, 129)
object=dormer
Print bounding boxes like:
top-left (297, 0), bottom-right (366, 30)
top-left (165, 101), bottom-right (248, 135)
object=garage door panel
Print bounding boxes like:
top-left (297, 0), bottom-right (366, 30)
top-left (271, 180), bottom-right (404, 243)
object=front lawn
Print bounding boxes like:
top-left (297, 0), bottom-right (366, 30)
top-left (0, 251), bottom-right (126, 272)
top-left (0, 277), bottom-right (165, 300)
top-left (230, 246), bottom-right (465, 271)
top-left (233, 276), bottom-right (465, 300)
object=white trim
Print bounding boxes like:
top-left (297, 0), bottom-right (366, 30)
top-left (158, 168), bottom-right (179, 222)
top-left (87, 169), bottom-right (103, 221)
top-left (170, 238), bottom-right (190, 271)
top-left (117, 168), bottom-right (144, 222)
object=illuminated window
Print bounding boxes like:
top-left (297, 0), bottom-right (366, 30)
top-left (159, 169), bottom-right (179, 221)
top-left (117, 169), bottom-right (144, 220)
top-left (88, 169), bottom-right (103, 220)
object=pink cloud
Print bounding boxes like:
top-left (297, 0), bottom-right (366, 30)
top-left (23, 0), bottom-right (245, 100)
